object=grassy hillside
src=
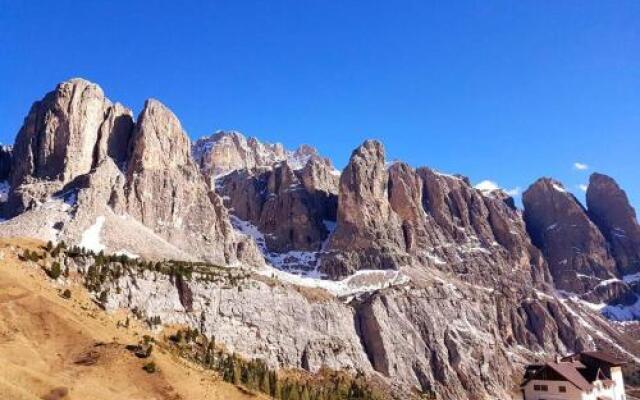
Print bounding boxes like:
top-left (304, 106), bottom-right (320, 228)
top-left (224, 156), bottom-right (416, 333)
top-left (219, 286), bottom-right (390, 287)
top-left (0, 238), bottom-right (268, 400)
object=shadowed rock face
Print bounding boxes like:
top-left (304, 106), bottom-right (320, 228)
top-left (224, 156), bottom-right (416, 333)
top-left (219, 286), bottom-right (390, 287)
top-left (587, 173), bottom-right (640, 276)
top-left (523, 178), bottom-right (617, 294)
top-left (0, 146), bottom-right (11, 181)
top-left (195, 130), bottom-right (339, 254)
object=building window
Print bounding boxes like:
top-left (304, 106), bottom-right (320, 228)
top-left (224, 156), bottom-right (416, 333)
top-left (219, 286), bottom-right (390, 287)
top-left (533, 384), bottom-right (548, 391)
top-left (558, 385), bottom-right (566, 393)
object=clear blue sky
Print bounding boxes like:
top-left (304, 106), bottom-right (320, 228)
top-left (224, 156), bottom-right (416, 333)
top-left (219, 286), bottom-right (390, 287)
top-left (1, 1), bottom-right (638, 208)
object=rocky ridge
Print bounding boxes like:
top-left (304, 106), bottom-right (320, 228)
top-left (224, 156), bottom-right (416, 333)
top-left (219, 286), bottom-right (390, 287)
top-left (50, 242), bottom-right (628, 400)
top-left (199, 130), bottom-right (340, 272)
top-left (192, 130), bottom-right (332, 179)
top-left (2, 78), bottom-right (640, 399)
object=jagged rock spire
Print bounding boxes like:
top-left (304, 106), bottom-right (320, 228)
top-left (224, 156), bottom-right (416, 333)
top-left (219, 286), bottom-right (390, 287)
top-left (587, 172), bottom-right (640, 275)
top-left (523, 178), bottom-right (617, 294)
top-left (10, 78), bottom-right (133, 188)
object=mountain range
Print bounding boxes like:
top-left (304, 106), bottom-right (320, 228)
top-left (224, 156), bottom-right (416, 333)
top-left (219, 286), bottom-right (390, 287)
top-left (1, 78), bottom-right (640, 399)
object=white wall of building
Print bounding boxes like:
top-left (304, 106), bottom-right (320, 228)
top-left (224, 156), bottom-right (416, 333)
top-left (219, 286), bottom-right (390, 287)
top-left (523, 373), bottom-right (627, 400)
top-left (523, 379), bottom-right (582, 400)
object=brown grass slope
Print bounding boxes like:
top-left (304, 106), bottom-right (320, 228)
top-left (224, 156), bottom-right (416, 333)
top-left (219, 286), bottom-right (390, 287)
top-left (0, 238), bottom-right (266, 400)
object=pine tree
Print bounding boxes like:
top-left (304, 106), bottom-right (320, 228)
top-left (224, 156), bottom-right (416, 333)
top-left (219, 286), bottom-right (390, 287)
top-left (260, 370), bottom-right (271, 394)
top-left (301, 386), bottom-right (310, 400)
top-left (271, 371), bottom-right (282, 399)
top-left (288, 384), bottom-right (301, 400)
top-left (48, 262), bottom-right (62, 279)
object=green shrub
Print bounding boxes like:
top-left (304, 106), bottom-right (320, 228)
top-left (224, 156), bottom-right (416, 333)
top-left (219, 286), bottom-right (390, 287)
top-left (61, 289), bottom-right (72, 299)
top-left (142, 361), bottom-right (156, 373)
top-left (48, 262), bottom-right (62, 279)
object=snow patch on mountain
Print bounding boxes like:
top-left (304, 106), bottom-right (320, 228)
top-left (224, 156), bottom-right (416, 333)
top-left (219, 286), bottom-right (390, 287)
top-left (231, 214), bottom-right (407, 293)
top-left (79, 216), bottom-right (106, 253)
top-left (230, 215), bottom-right (267, 252)
top-left (256, 265), bottom-right (410, 298)
top-left (231, 215), bottom-right (319, 273)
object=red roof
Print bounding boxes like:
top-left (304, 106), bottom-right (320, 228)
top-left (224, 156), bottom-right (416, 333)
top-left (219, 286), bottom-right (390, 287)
top-left (522, 351), bottom-right (626, 391)
top-left (582, 351), bottom-right (627, 366)
top-left (546, 362), bottom-right (593, 391)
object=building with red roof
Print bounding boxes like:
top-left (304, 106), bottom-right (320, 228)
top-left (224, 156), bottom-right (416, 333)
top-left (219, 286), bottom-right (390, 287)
top-left (521, 351), bottom-right (627, 400)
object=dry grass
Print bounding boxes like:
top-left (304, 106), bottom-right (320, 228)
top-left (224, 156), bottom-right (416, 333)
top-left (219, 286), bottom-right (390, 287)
top-left (291, 285), bottom-right (334, 303)
top-left (251, 272), bottom-right (334, 303)
top-left (0, 238), bottom-right (268, 400)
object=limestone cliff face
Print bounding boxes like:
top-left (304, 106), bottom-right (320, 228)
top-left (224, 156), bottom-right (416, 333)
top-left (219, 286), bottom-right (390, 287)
top-left (320, 140), bottom-right (550, 287)
top-left (1, 79), bottom-right (260, 265)
top-left (523, 178), bottom-right (618, 295)
top-left (192, 131), bottom-right (326, 179)
top-left (217, 158), bottom-right (338, 252)
top-left (320, 141), bottom-right (407, 276)
top-left (10, 79), bottom-right (109, 186)
top-left (7, 79), bottom-right (135, 213)
top-left (63, 250), bottom-right (613, 400)
top-left (195, 131), bottom-right (339, 255)
top-left (587, 173), bottom-right (640, 276)
top-left (122, 99), bottom-right (244, 264)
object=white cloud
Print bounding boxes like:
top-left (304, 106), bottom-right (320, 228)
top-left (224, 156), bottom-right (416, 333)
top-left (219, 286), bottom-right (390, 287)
top-left (474, 180), bottom-right (521, 197)
top-left (474, 180), bottom-right (499, 192)
top-left (573, 162), bottom-right (589, 171)
top-left (505, 187), bottom-right (521, 196)
top-left (578, 184), bottom-right (588, 192)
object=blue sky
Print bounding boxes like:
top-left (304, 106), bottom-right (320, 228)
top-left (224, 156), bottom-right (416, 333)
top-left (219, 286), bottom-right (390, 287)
top-left (1, 1), bottom-right (639, 208)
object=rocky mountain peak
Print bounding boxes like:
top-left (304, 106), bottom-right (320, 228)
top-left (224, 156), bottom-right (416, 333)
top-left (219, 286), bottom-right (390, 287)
top-left (192, 130), bottom-right (328, 179)
top-left (587, 173), bottom-right (640, 275)
top-left (128, 99), bottom-right (192, 174)
top-left (320, 140), bottom-right (407, 276)
top-left (523, 177), bottom-right (617, 294)
top-left (0, 79), bottom-right (261, 266)
top-left (299, 156), bottom-right (340, 195)
top-left (11, 78), bottom-right (111, 186)
top-left (6, 78), bottom-right (134, 213)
